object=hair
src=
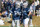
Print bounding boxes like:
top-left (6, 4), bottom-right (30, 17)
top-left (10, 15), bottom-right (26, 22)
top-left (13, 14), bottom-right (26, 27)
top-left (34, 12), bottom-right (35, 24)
top-left (31, 1), bottom-right (34, 4)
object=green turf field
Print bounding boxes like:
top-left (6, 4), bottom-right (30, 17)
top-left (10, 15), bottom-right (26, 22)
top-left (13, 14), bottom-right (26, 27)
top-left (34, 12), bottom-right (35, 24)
top-left (0, 26), bottom-right (40, 27)
top-left (0, 26), bottom-right (9, 27)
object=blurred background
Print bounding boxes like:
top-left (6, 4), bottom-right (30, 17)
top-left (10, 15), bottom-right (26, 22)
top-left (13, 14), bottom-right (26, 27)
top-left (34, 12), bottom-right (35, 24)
top-left (0, 0), bottom-right (40, 27)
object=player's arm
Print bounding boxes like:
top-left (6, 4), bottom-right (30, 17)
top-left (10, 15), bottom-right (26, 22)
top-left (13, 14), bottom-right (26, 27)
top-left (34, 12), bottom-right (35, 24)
top-left (28, 11), bottom-right (32, 16)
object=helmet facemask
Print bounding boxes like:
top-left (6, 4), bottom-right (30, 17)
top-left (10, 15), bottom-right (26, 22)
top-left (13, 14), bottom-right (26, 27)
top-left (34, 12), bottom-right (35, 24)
top-left (16, 2), bottom-right (20, 8)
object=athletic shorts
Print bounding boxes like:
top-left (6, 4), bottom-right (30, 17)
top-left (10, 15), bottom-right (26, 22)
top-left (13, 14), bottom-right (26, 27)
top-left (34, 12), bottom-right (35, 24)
top-left (23, 18), bottom-right (29, 25)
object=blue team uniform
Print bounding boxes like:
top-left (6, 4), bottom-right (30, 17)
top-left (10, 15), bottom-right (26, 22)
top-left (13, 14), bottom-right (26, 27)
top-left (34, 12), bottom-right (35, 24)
top-left (23, 8), bottom-right (29, 19)
top-left (12, 8), bottom-right (21, 20)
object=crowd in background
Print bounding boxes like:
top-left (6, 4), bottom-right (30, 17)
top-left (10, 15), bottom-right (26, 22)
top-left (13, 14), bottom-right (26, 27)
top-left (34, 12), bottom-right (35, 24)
top-left (1, 0), bottom-right (12, 18)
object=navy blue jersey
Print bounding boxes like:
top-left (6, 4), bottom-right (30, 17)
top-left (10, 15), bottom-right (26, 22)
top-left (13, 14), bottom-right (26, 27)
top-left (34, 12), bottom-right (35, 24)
top-left (23, 8), bottom-right (29, 19)
top-left (12, 8), bottom-right (21, 20)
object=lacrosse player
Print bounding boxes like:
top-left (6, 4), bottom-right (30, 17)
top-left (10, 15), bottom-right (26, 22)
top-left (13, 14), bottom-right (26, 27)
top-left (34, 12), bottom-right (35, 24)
top-left (12, 1), bottom-right (21, 27)
top-left (22, 0), bottom-right (30, 27)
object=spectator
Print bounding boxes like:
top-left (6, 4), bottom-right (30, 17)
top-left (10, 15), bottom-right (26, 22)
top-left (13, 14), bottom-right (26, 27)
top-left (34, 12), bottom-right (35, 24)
top-left (36, 3), bottom-right (40, 16)
top-left (2, 10), bottom-right (8, 18)
top-left (0, 18), bottom-right (4, 25)
top-left (30, 1), bottom-right (36, 16)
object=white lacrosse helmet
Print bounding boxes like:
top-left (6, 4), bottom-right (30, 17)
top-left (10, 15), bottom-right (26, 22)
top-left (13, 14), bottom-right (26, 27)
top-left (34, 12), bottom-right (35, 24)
top-left (16, 1), bottom-right (21, 8)
top-left (23, 1), bottom-right (28, 8)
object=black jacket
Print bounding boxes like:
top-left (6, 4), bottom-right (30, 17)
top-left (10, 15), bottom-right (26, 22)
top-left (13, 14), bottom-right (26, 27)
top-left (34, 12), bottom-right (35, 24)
top-left (36, 5), bottom-right (40, 10)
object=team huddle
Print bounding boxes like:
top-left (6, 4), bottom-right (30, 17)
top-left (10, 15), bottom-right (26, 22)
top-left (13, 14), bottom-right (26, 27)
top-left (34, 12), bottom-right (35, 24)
top-left (12, 0), bottom-right (33, 27)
